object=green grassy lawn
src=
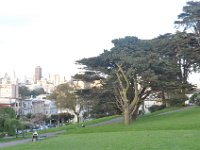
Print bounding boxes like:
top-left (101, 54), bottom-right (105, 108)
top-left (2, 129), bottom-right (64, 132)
top-left (2, 106), bottom-right (200, 150)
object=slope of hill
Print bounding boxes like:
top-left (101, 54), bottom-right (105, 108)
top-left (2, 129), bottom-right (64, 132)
top-left (2, 106), bottom-right (200, 150)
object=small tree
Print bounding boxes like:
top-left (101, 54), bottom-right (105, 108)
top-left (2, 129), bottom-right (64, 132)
top-left (49, 83), bottom-right (81, 123)
top-left (0, 107), bottom-right (16, 133)
top-left (4, 119), bottom-right (22, 136)
top-left (30, 113), bottom-right (47, 126)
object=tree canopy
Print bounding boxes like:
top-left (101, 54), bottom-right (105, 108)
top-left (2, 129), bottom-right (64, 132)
top-left (0, 107), bottom-right (22, 136)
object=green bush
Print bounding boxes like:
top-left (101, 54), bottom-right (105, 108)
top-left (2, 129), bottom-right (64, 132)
top-left (0, 118), bottom-right (5, 132)
top-left (190, 93), bottom-right (200, 106)
top-left (4, 119), bottom-right (21, 136)
top-left (0, 132), bottom-right (5, 138)
top-left (164, 92), bottom-right (188, 106)
top-left (148, 104), bottom-right (166, 113)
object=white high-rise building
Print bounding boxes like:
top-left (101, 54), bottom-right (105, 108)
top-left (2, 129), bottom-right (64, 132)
top-left (0, 73), bottom-right (19, 114)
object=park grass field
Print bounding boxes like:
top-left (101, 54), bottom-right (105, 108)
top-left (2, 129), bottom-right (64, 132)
top-left (2, 106), bottom-right (200, 150)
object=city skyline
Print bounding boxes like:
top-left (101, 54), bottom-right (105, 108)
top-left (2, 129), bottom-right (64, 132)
top-left (0, 65), bottom-right (67, 84)
top-left (0, 0), bottom-right (190, 81)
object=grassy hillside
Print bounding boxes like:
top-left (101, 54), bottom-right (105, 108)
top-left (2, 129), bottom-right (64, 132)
top-left (2, 106), bottom-right (200, 150)
top-left (65, 106), bottom-right (200, 134)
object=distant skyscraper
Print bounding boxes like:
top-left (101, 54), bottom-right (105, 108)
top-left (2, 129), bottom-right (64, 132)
top-left (35, 66), bottom-right (42, 83)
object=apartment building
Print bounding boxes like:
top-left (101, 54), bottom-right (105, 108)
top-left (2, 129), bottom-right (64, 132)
top-left (0, 73), bottom-right (19, 114)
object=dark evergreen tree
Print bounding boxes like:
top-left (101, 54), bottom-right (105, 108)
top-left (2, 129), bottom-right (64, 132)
top-left (77, 37), bottom-right (167, 125)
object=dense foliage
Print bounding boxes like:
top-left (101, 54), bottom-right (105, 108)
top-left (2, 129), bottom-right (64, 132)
top-left (19, 86), bottom-right (46, 98)
top-left (0, 107), bottom-right (22, 136)
top-left (190, 92), bottom-right (200, 106)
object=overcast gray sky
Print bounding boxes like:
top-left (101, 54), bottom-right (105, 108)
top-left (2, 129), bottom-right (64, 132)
top-left (0, 0), bottom-right (189, 81)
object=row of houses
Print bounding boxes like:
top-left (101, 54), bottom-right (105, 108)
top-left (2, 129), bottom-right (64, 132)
top-left (0, 96), bottom-right (58, 117)
top-left (16, 98), bottom-right (58, 116)
top-left (0, 73), bottom-right (58, 117)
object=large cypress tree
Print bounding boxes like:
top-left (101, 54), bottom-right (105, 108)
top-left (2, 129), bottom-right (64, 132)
top-left (77, 37), bottom-right (169, 125)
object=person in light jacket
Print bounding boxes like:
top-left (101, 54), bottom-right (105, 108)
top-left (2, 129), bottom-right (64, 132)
top-left (32, 131), bottom-right (38, 142)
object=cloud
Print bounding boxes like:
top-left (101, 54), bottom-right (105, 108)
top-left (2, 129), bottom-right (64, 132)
top-left (0, 0), bottom-right (189, 81)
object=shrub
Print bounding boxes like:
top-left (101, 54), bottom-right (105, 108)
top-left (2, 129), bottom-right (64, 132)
top-left (0, 132), bottom-right (5, 138)
top-left (4, 119), bottom-right (22, 136)
top-left (148, 104), bottom-right (166, 113)
top-left (190, 93), bottom-right (200, 106)
top-left (0, 118), bottom-right (5, 132)
top-left (163, 92), bottom-right (188, 107)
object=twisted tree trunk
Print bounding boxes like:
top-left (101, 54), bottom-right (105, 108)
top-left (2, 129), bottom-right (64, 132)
top-left (115, 64), bottom-right (151, 125)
